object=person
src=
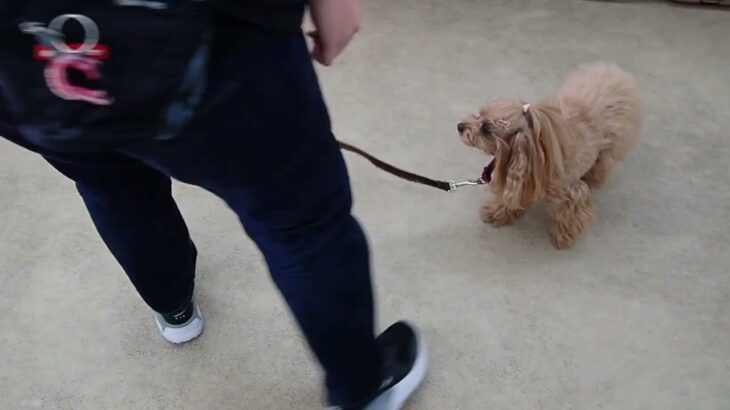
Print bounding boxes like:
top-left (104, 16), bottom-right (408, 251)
top-left (0, 0), bottom-right (427, 408)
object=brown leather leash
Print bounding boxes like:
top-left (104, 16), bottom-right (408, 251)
top-left (337, 140), bottom-right (489, 192)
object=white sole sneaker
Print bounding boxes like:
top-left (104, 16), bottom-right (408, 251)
top-left (330, 322), bottom-right (428, 410)
top-left (153, 299), bottom-right (204, 344)
top-left (366, 323), bottom-right (428, 410)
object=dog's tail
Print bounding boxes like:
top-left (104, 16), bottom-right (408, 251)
top-left (560, 62), bottom-right (643, 162)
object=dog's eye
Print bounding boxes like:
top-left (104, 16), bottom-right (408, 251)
top-left (481, 123), bottom-right (491, 133)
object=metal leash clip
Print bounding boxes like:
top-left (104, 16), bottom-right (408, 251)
top-left (448, 177), bottom-right (486, 192)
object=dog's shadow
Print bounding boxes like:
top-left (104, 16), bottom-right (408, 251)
top-left (375, 201), bottom-right (590, 282)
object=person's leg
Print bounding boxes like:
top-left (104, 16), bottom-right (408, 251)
top-left (42, 152), bottom-right (197, 316)
top-left (122, 20), bottom-right (381, 405)
top-left (228, 144), bottom-right (382, 406)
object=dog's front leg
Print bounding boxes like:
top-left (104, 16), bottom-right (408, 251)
top-left (480, 199), bottom-right (527, 227)
top-left (547, 181), bottom-right (594, 249)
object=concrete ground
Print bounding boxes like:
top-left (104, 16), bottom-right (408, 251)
top-left (1, 1), bottom-right (729, 409)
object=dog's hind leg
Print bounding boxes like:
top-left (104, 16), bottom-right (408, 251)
top-left (480, 199), bottom-right (528, 227)
top-left (547, 180), bottom-right (594, 249)
top-left (581, 151), bottom-right (615, 190)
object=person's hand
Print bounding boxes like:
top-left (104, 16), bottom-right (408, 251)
top-left (308, 0), bottom-right (361, 66)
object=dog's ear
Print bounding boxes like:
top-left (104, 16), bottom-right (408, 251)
top-left (494, 103), bottom-right (565, 209)
top-left (499, 129), bottom-right (537, 209)
top-left (527, 103), bottom-right (565, 182)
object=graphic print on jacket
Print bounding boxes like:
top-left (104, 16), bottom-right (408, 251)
top-left (20, 14), bottom-right (113, 105)
top-left (0, 0), bottom-right (211, 151)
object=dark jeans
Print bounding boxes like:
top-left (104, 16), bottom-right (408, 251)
top-left (2, 22), bottom-right (381, 406)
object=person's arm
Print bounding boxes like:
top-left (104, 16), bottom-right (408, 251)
top-left (307, 0), bottom-right (360, 66)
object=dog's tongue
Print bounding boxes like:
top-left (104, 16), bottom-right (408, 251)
top-left (482, 159), bottom-right (496, 184)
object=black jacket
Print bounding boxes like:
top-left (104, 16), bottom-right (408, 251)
top-left (0, 0), bottom-right (308, 151)
top-left (218, 1), bottom-right (306, 32)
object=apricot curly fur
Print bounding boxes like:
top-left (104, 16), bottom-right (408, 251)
top-left (458, 62), bottom-right (642, 249)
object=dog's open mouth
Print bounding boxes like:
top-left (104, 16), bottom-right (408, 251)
top-left (482, 159), bottom-right (496, 184)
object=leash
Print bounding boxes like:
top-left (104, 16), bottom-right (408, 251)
top-left (337, 140), bottom-right (489, 192)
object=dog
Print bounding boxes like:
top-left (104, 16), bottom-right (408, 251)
top-left (457, 62), bottom-right (642, 249)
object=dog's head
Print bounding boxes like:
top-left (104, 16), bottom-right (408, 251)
top-left (457, 100), bottom-right (566, 209)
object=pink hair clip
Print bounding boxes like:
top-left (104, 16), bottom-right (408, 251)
top-left (522, 103), bottom-right (531, 114)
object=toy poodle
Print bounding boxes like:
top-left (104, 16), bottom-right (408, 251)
top-left (457, 62), bottom-right (642, 249)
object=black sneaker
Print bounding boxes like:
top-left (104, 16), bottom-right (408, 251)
top-left (336, 322), bottom-right (428, 410)
top-left (153, 299), bottom-right (204, 344)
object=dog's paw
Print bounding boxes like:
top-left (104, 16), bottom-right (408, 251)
top-left (480, 202), bottom-right (522, 227)
top-left (549, 230), bottom-right (576, 250)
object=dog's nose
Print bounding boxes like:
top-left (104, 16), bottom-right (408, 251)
top-left (457, 123), bottom-right (466, 133)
